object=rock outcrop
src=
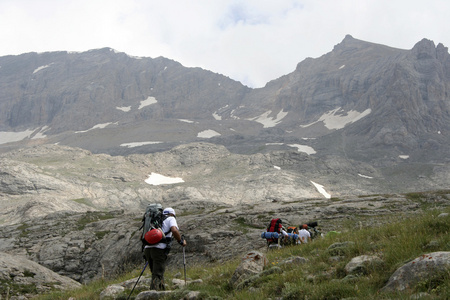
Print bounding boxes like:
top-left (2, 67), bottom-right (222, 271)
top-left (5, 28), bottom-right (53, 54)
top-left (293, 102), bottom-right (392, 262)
top-left (0, 251), bottom-right (81, 298)
top-left (381, 252), bottom-right (450, 292)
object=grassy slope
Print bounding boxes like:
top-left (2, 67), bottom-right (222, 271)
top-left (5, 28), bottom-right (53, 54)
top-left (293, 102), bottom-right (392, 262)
top-left (32, 201), bottom-right (450, 300)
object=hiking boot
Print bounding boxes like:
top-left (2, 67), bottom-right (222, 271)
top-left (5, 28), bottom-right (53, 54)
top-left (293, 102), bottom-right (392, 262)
top-left (151, 277), bottom-right (165, 291)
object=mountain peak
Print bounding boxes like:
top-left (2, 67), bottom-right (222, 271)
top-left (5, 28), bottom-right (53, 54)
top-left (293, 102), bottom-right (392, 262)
top-left (411, 38), bottom-right (449, 61)
top-left (411, 38), bottom-right (437, 59)
top-left (332, 34), bottom-right (370, 52)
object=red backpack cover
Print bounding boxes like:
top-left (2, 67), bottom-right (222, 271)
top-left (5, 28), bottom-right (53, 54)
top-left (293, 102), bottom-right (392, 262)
top-left (266, 218), bottom-right (283, 243)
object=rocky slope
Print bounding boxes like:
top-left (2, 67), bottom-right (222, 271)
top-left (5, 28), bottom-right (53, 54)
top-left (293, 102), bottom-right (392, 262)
top-left (0, 143), bottom-right (449, 289)
top-left (1, 36), bottom-right (449, 169)
top-left (1, 143), bottom-right (448, 227)
top-left (0, 34), bottom-right (449, 298)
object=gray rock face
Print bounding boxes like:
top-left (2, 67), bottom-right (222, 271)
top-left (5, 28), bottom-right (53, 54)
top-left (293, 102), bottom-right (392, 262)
top-left (381, 252), bottom-right (450, 292)
top-left (0, 251), bottom-right (81, 295)
top-left (0, 143), bottom-right (447, 229)
top-left (0, 36), bottom-right (449, 173)
top-left (0, 141), bottom-right (448, 298)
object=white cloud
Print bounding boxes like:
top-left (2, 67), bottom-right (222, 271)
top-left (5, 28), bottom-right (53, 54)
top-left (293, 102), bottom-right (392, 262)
top-left (1, 1), bottom-right (449, 88)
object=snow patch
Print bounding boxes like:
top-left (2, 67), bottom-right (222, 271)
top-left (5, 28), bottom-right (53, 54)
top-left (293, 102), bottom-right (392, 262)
top-left (274, 166), bottom-right (281, 170)
top-left (138, 97), bottom-right (157, 109)
top-left (32, 126), bottom-right (49, 139)
top-left (145, 172), bottom-right (184, 185)
top-left (120, 141), bottom-right (162, 148)
top-left (311, 181), bottom-right (331, 199)
top-left (358, 174), bottom-right (373, 179)
top-left (116, 106), bottom-right (131, 112)
top-left (75, 122), bottom-right (115, 133)
top-left (197, 130), bottom-right (221, 138)
top-left (213, 105), bottom-right (230, 120)
top-left (178, 119), bottom-right (195, 124)
top-left (33, 63), bottom-right (53, 74)
top-left (287, 144), bottom-right (316, 155)
top-left (250, 110), bottom-right (288, 128)
top-left (0, 129), bottom-right (35, 144)
top-left (301, 107), bottom-right (371, 130)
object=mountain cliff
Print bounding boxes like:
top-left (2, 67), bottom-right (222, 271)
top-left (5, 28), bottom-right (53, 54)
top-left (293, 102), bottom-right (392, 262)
top-left (0, 35), bottom-right (449, 195)
top-left (1, 35), bottom-right (448, 167)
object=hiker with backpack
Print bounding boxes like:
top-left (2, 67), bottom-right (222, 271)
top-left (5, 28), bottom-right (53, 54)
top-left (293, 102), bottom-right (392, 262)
top-left (264, 218), bottom-right (289, 248)
top-left (141, 205), bottom-right (186, 291)
top-left (298, 224), bottom-right (311, 244)
top-left (286, 226), bottom-right (300, 245)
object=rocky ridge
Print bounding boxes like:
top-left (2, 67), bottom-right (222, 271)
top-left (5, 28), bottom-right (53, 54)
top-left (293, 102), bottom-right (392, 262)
top-left (1, 143), bottom-right (449, 227)
top-left (1, 36), bottom-right (449, 169)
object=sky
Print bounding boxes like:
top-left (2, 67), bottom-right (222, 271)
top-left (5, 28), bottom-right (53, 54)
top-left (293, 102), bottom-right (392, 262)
top-left (1, 0), bottom-right (449, 88)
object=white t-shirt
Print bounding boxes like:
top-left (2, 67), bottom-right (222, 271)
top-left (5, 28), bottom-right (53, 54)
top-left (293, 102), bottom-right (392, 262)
top-left (145, 215), bottom-right (178, 249)
top-left (298, 229), bottom-right (311, 244)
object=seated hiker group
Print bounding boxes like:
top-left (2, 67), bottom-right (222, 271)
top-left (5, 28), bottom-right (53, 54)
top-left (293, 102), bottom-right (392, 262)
top-left (261, 218), bottom-right (319, 249)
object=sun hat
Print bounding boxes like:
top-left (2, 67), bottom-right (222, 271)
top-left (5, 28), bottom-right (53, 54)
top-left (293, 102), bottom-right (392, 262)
top-left (163, 207), bottom-right (176, 216)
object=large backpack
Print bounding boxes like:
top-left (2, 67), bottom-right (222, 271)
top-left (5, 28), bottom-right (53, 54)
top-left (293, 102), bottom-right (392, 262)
top-left (266, 218), bottom-right (283, 243)
top-left (287, 226), bottom-right (298, 234)
top-left (140, 203), bottom-right (170, 246)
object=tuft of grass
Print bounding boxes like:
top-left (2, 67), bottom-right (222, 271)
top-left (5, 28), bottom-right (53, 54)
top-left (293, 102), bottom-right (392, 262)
top-left (95, 231), bottom-right (110, 239)
top-left (76, 211), bottom-right (115, 230)
top-left (72, 198), bottom-right (95, 208)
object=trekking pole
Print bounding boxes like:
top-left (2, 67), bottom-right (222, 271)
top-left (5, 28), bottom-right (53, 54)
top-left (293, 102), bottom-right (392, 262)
top-left (183, 244), bottom-right (187, 286)
top-left (181, 234), bottom-right (187, 286)
top-left (127, 261), bottom-right (148, 300)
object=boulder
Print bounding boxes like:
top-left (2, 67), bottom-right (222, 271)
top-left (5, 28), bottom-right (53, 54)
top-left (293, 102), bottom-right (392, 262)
top-left (381, 252), bottom-right (450, 292)
top-left (135, 290), bottom-right (172, 300)
top-left (229, 251), bottom-right (268, 288)
top-left (344, 255), bottom-right (383, 275)
top-left (99, 284), bottom-right (125, 299)
top-left (0, 251), bottom-right (81, 296)
top-left (327, 241), bottom-right (355, 256)
top-left (171, 278), bottom-right (203, 289)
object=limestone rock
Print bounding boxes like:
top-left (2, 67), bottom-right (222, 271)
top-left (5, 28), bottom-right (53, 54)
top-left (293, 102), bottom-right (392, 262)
top-left (171, 278), bottom-right (203, 289)
top-left (381, 251), bottom-right (450, 292)
top-left (0, 251), bottom-right (81, 295)
top-left (135, 290), bottom-right (172, 300)
top-left (99, 284), bottom-right (125, 300)
top-left (344, 255), bottom-right (383, 275)
top-left (229, 251), bottom-right (268, 288)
